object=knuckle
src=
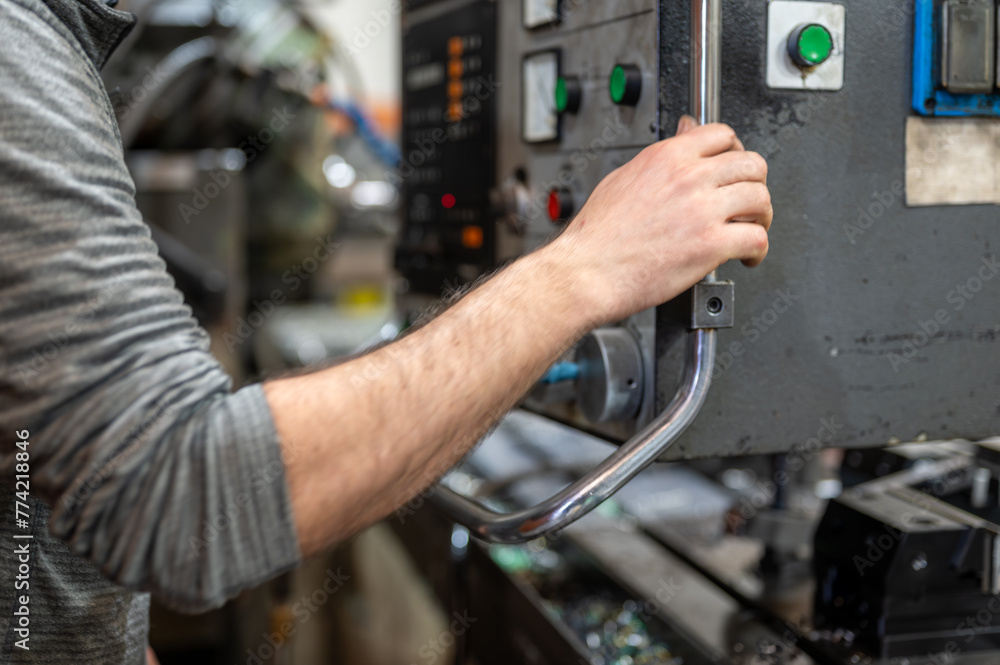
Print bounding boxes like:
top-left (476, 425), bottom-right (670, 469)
top-left (671, 161), bottom-right (698, 186)
top-left (753, 184), bottom-right (772, 208)
top-left (754, 229), bottom-right (770, 253)
top-left (710, 122), bottom-right (736, 140)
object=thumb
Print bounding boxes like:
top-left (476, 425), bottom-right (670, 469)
top-left (675, 114), bottom-right (698, 136)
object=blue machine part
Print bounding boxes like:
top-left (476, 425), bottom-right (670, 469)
top-left (912, 0), bottom-right (1000, 117)
top-left (539, 362), bottom-right (580, 385)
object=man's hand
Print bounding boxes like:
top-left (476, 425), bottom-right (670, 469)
top-left (547, 116), bottom-right (772, 324)
top-left (267, 118), bottom-right (772, 556)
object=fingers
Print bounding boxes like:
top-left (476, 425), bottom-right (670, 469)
top-left (719, 181), bottom-right (773, 232)
top-left (675, 114), bottom-right (698, 136)
top-left (706, 150), bottom-right (768, 186)
top-left (674, 122), bottom-right (742, 157)
top-left (719, 179), bottom-right (773, 267)
top-left (722, 221), bottom-right (770, 267)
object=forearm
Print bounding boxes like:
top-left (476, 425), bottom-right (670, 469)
top-left (266, 241), bottom-right (602, 555)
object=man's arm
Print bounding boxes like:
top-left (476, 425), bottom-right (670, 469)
top-left (269, 120), bottom-right (772, 555)
top-left (0, 0), bottom-right (767, 613)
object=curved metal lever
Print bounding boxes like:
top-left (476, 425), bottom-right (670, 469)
top-left (432, 329), bottom-right (716, 543)
top-left (428, 0), bottom-right (723, 544)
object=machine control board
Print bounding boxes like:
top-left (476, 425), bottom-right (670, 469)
top-left (399, 0), bottom-right (1000, 459)
top-left (396, 0), bottom-right (497, 294)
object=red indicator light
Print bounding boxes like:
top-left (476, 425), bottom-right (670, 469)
top-left (442, 193), bottom-right (456, 208)
top-left (547, 190), bottom-right (560, 221)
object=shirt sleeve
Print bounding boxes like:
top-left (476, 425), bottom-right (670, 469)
top-left (0, 0), bottom-right (301, 613)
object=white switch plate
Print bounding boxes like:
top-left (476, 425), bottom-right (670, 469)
top-left (767, 0), bottom-right (846, 91)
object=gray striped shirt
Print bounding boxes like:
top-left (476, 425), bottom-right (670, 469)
top-left (0, 0), bottom-right (302, 661)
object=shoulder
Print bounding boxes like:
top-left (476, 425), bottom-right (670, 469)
top-left (0, 0), bottom-right (138, 226)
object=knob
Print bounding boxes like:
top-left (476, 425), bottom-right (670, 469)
top-left (576, 328), bottom-right (644, 423)
top-left (609, 64), bottom-right (642, 105)
top-left (547, 187), bottom-right (573, 223)
top-left (555, 75), bottom-right (582, 114)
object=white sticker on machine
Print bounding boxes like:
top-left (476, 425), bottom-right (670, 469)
top-left (906, 116), bottom-right (1000, 206)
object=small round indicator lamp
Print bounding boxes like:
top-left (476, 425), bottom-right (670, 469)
top-left (555, 76), bottom-right (582, 114)
top-left (441, 193), bottom-right (456, 209)
top-left (788, 23), bottom-right (833, 68)
top-left (547, 188), bottom-right (573, 223)
top-left (609, 64), bottom-right (642, 106)
top-left (461, 225), bottom-right (483, 249)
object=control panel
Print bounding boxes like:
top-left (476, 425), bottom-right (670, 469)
top-left (396, 0), bottom-right (497, 294)
top-left (497, 0), bottom-right (663, 441)
top-left (399, 0), bottom-right (1000, 460)
top-left (496, 0), bottom-right (659, 267)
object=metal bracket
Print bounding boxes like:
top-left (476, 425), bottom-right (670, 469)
top-left (661, 280), bottom-right (735, 330)
top-left (691, 280), bottom-right (734, 329)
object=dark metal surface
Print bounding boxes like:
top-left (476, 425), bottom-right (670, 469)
top-left (656, 0), bottom-right (1000, 459)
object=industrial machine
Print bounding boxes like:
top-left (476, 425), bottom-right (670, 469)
top-left (394, 1), bottom-right (1000, 664)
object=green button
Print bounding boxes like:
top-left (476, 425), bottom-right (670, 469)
top-left (609, 65), bottom-right (628, 104)
top-left (555, 77), bottom-right (569, 113)
top-left (609, 64), bottom-right (640, 105)
top-left (796, 24), bottom-right (833, 66)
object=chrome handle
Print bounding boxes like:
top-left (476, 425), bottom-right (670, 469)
top-left (428, 0), bottom-right (723, 543)
top-left (431, 329), bottom-right (716, 543)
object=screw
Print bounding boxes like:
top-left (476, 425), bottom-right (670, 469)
top-left (706, 296), bottom-right (724, 315)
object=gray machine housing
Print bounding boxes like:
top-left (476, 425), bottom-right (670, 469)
top-left (653, 0), bottom-right (1000, 458)
top-left (406, 0), bottom-right (1000, 459)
